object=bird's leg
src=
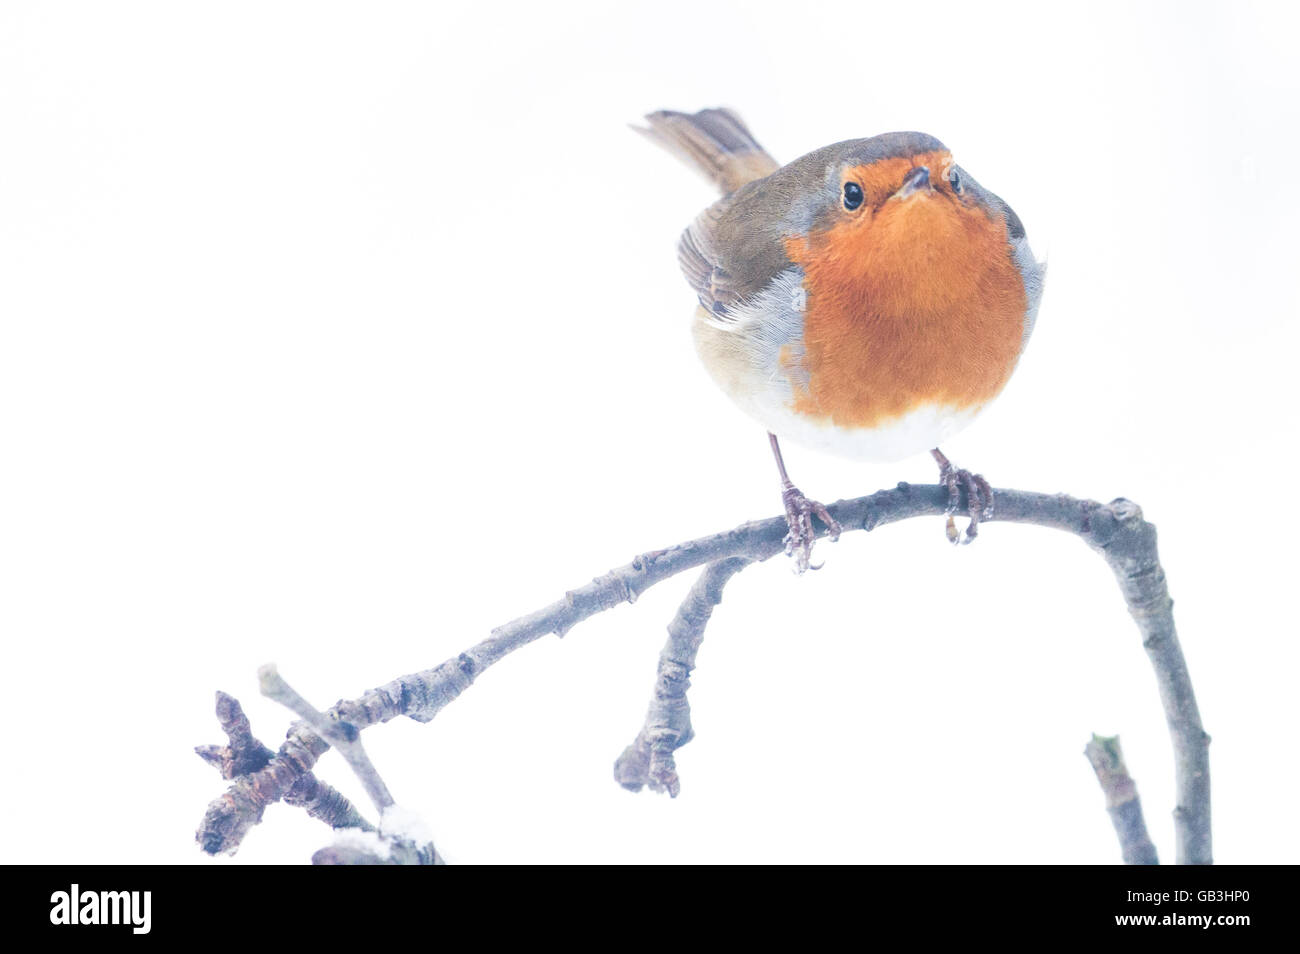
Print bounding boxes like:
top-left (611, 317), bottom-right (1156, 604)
top-left (769, 432), bottom-right (841, 572)
top-left (931, 447), bottom-right (994, 545)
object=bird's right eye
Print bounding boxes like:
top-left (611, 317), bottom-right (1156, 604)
top-left (843, 181), bottom-right (864, 211)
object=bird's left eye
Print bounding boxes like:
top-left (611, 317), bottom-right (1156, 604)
top-left (843, 181), bottom-right (864, 211)
top-left (948, 168), bottom-right (963, 193)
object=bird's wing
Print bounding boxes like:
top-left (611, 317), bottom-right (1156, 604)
top-left (639, 108), bottom-right (792, 322)
top-left (677, 201), bottom-right (748, 321)
top-left (676, 182), bottom-right (795, 323)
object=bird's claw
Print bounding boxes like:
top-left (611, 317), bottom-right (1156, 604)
top-left (936, 459), bottom-right (993, 545)
top-left (781, 485), bottom-right (841, 573)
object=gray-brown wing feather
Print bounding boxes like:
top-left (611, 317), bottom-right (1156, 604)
top-left (641, 108), bottom-right (798, 321)
top-left (677, 170), bottom-right (813, 322)
top-left (677, 203), bottom-right (751, 319)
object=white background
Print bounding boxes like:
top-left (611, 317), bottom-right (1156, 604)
top-left (2, 0), bottom-right (1296, 865)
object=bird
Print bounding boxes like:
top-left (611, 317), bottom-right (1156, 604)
top-left (638, 108), bottom-right (1044, 571)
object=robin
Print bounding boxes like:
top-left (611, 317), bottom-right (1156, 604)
top-left (639, 108), bottom-right (1045, 571)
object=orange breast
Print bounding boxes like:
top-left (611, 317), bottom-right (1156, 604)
top-left (783, 178), bottom-right (1026, 429)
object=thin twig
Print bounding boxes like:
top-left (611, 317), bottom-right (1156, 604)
top-left (195, 691), bottom-right (275, 779)
top-left (1085, 734), bottom-right (1159, 865)
top-left (196, 483), bottom-right (1208, 864)
top-left (1082, 499), bottom-right (1211, 864)
top-left (258, 664), bottom-right (394, 813)
top-left (194, 692), bottom-right (374, 845)
top-left (283, 774), bottom-right (376, 834)
top-left (257, 666), bottom-right (443, 864)
top-left (615, 557), bottom-right (752, 796)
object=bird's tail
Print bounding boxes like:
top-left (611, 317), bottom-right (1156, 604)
top-left (637, 108), bottom-right (779, 195)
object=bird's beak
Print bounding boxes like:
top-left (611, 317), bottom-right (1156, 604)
top-left (894, 165), bottom-right (931, 200)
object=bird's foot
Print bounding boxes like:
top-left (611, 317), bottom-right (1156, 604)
top-left (781, 484), bottom-right (841, 573)
top-left (932, 449), bottom-right (993, 545)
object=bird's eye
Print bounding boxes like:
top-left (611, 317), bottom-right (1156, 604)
top-left (948, 168), bottom-right (963, 193)
top-left (842, 181), bottom-right (864, 211)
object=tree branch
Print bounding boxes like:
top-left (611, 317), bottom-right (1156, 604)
top-left (258, 664), bottom-right (394, 813)
top-left (195, 691), bottom-right (374, 843)
top-left (256, 666), bottom-right (442, 865)
top-left (1085, 734), bottom-right (1159, 865)
top-left (283, 773), bottom-right (375, 834)
top-left (195, 483), bottom-right (1209, 864)
top-left (1086, 501), bottom-right (1211, 865)
top-left (614, 557), bottom-right (752, 796)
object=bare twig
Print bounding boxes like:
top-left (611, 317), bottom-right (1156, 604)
top-left (195, 691), bottom-right (275, 779)
top-left (1081, 499), bottom-right (1210, 865)
top-left (258, 664), bottom-right (394, 812)
top-left (257, 665), bottom-right (442, 865)
top-left (1085, 734), bottom-right (1159, 865)
top-left (615, 557), bottom-right (752, 796)
top-left (283, 773), bottom-right (375, 833)
top-left (196, 483), bottom-right (1208, 864)
top-left (195, 691), bottom-right (373, 845)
